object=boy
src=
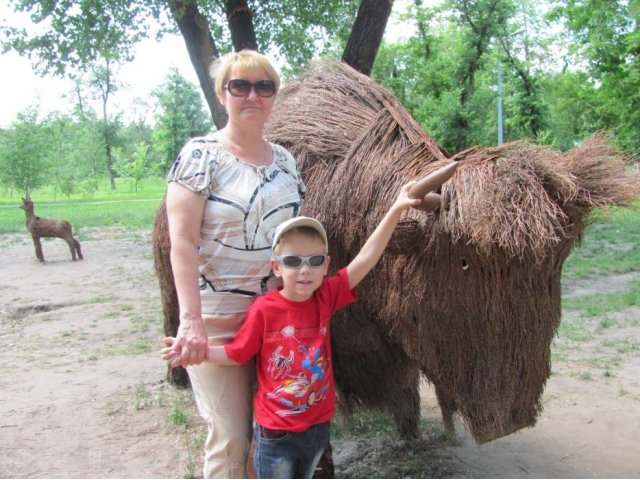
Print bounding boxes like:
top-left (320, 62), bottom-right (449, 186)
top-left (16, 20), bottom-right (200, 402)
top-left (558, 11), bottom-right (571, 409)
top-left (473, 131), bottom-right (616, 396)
top-left (162, 181), bottom-right (421, 478)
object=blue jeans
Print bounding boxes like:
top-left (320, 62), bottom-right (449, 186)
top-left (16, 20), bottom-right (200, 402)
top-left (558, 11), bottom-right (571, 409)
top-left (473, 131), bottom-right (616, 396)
top-left (254, 422), bottom-right (330, 479)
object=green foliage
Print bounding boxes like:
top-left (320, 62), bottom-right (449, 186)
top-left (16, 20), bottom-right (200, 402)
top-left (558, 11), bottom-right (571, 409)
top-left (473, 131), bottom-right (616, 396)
top-left (372, 0), bottom-right (640, 156)
top-left (1, 0), bottom-right (159, 77)
top-left (0, 106), bottom-right (50, 197)
top-left (151, 69), bottom-right (212, 174)
top-left (538, 71), bottom-right (601, 150)
top-left (114, 142), bottom-right (150, 192)
top-left (190, 1), bottom-right (358, 73)
top-left (2, 1), bottom-right (357, 79)
top-left (373, 25), bottom-right (467, 152)
top-left (547, 0), bottom-right (640, 155)
top-left (373, 0), bottom-right (545, 152)
top-left (4, 0), bottom-right (640, 164)
top-left (43, 112), bottom-right (104, 199)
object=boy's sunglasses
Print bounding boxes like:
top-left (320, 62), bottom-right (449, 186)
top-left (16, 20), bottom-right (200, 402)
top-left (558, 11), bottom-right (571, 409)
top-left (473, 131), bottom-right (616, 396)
top-left (274, 254), bottom-right (327, 269)
top-left (225, 79), bottom-right (276, 98)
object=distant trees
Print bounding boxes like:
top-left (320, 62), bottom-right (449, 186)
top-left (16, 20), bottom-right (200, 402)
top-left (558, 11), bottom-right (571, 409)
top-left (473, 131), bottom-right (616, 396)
top-left (371, 0), bottom-right (640, 156)
top-left (152, 69), bottom-right (212, 174)
top-left (2, 0), bottom-right (639, 180)
top-left (0, 106), bottom-right (49, 197)
top-left (547, 0), bottom-right (640, 154)
top-left (114, 142), bottom-right (150, 193)
top-left (0, 70), bottom-right (209, 197)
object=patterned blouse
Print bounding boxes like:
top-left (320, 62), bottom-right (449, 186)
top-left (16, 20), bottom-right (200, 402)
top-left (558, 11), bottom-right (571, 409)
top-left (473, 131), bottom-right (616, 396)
top-left (167, 133), bottom-right (306, 310)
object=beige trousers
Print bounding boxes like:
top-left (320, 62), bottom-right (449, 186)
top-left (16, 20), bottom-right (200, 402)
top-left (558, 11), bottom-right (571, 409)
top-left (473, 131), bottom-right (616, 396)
top-left (187, 305), bottom-right (254, 479)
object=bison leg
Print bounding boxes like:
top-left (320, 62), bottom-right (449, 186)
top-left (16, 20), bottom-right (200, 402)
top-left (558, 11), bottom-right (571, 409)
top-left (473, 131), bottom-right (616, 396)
top-left (167, 364), bottom-right (190, 386)
top-left (434, 384), bottom-right (456, 439)
top-left (32, 236), bottom-right (45, 262)
top-left (313, 442), bottom-right (334, 478)
top-left (153, 198), bottom-right (190, 387)
top-left (391, 379), bottom-right (420, 439)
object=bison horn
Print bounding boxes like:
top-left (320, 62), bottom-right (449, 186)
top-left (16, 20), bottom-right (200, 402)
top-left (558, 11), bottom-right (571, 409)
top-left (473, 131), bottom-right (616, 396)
top-left (412, 192), bottom-right (441, 212)
top-left (408, 162), bottom-right (458, 200)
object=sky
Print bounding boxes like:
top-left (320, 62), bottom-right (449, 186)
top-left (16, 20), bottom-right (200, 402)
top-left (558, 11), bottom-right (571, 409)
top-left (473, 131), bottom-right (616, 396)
top-left (0, 0), bottom-right (199, 127)
top-left (0, 1), bottom-right (424, 128)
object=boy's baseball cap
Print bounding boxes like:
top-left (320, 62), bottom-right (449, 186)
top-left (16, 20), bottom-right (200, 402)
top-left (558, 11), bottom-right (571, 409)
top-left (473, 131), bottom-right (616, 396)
top-left (272, 216), bottom-right (328, 251)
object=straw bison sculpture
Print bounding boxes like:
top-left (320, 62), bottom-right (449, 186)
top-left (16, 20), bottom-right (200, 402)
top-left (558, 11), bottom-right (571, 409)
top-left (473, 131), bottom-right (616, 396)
top-left (153, 61), bottom-right (639, 443)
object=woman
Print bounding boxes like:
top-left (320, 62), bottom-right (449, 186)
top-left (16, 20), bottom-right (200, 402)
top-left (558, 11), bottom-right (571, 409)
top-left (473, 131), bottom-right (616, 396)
top-left (165, 50), bottom-right (306, 478)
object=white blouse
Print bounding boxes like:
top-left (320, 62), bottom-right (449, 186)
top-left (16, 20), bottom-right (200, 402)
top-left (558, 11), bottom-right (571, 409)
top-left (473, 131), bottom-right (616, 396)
top-left (168, 133), bottom-right (306, 310)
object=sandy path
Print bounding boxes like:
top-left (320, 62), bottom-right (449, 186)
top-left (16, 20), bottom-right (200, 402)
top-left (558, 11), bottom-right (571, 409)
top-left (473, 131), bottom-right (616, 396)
top-left (1, 230), bottom-right (187, 478)
top-left (1, 229), bottom-right (639, 478)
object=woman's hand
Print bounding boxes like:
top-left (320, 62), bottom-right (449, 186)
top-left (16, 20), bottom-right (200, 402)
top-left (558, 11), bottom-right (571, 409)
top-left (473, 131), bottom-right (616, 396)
top-left (170, 316), bottom-right (209, 367)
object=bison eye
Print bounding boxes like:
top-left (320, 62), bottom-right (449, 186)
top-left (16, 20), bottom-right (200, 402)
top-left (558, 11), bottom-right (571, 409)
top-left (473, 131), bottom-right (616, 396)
top-left (461, 257), bottom-right (469, 271)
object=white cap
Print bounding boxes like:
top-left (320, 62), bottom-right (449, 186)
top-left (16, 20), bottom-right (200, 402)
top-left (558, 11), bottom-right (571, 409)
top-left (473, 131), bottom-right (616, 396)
top-left (272, 216), bottom-right (328, 251)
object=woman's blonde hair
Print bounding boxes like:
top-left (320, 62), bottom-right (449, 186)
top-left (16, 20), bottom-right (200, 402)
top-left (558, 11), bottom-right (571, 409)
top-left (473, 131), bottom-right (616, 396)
top-left (212, 49), bottom-right (280, 98)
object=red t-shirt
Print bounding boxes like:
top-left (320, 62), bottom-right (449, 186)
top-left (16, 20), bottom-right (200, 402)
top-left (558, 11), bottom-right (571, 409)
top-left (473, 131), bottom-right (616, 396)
top-left (225, 268), bottom-right (357, 432)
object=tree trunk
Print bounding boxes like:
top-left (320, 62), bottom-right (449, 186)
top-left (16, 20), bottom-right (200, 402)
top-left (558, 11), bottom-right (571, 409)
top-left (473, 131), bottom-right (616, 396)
top-left (167, 0), bottom-right (228, 129)
top-left (342, 0), bottom-right (394, 76)
top-left (100, 64), bottom-right (117, 190)
top-left (225, 0), bottom-right (258, 51)
top-left (105, 143), bottom-right (117, 190)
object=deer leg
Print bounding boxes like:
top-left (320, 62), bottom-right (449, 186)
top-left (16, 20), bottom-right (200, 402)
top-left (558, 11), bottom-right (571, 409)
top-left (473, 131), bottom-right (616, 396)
top-left (63, 236), bottom-right (78, 261)
top-left (73, 238), bottom-right (83, 260)
top-left (32, 236), bottom-right (45, 262)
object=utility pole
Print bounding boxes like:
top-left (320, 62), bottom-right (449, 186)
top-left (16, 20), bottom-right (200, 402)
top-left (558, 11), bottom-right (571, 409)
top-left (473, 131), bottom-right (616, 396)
top-left (497, 60), bottom-right (503, 146)
top-left (496, 29), bottom-right (524, 146)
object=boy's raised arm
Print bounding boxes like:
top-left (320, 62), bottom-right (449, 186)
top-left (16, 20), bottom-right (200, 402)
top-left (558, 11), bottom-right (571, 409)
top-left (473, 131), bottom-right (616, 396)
top-left (346, 181), bottom-right (421, 290)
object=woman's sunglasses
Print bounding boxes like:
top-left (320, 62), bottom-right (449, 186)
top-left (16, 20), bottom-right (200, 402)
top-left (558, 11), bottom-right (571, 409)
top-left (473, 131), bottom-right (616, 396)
top-left (274, 254), bottom-right (327, 269)
top-left (225, 79), bottom-right (276, 98)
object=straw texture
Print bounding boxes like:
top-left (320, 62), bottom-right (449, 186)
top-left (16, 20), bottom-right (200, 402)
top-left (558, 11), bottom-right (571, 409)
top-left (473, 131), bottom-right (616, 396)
top-left (154, 59), bottom-right (639, 443)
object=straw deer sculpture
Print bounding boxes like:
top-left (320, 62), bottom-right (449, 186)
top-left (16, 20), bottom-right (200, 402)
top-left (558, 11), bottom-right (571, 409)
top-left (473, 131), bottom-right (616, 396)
top-left (20, 197), bottom-right (83, 263)
top-left (152, 60), bottom-right (640, 445)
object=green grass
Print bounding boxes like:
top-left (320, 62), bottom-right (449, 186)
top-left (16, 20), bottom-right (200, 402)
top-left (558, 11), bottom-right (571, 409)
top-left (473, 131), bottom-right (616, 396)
top-left (0, 176), bottom-right (166, 234)
top-left (562, 204), bottom-right (640, 279)
top-left (0, 176), bottom-right (167, 205)
top-left (332, 409), bottom-right (396, 439)
top-left (562, 287), bottom-right (640, 317)
top-left (556, 320), bottom-right (593, 342)
top-left (134, 382), bottom-right (152, 411)
top-left (579, 371), bottom-right (593, 381)
top-left (168, 408), bottom-right (191, 427)
top-left (601, 337), bottom-right (640, 354)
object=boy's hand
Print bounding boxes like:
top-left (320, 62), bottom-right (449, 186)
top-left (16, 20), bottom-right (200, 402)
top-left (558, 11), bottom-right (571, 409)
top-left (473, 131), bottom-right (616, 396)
top-left (393, 181), bottom-right (422, 211)
top-left (160, 337), bottom-right (182, 367)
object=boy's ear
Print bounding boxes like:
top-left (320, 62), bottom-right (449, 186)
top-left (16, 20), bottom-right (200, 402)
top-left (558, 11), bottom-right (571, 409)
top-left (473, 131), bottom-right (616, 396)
top-left (323, 255), bottom-right (331, 275)
top-left (270, 257), bottom-right (282, 277)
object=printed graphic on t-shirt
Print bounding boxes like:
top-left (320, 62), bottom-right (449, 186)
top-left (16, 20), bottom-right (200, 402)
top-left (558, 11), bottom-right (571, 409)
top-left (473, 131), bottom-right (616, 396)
top-left (265, 324), bottom-right (330, 416)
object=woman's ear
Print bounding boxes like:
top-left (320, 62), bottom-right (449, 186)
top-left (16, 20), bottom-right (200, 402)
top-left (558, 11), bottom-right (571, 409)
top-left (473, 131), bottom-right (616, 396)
top-left (217, 92), bottom-right (227, 108)
top-left (270, 257), bottom-right (282, 277)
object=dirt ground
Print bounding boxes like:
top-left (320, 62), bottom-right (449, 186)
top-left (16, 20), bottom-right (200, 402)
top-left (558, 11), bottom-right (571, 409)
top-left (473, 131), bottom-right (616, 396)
top-left (1, 228), bottom-right (639, 478)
